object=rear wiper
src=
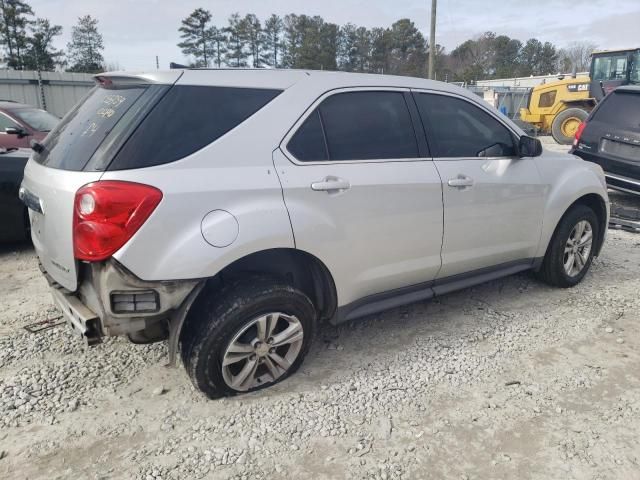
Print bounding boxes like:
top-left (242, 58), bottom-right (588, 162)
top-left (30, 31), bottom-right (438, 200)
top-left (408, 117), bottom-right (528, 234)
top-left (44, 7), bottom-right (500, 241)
top-left (30, 139), bottom-right (45, 153)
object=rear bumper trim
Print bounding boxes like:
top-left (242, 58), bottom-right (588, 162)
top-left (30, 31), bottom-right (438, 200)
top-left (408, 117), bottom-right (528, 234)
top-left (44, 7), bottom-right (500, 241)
top-left (50, 287), bottom-right (102, 345)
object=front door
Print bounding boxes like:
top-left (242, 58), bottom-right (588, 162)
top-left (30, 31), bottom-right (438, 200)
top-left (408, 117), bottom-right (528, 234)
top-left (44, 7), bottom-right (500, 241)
top-left (274, 88), bottom-right (444, 307)
top-left (413, 91), bottom-right (546, 279)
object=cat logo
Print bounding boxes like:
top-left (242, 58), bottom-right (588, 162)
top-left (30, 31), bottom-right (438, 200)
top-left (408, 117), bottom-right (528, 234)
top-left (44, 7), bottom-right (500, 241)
top-left (567, 83), bottom-right (590, 93)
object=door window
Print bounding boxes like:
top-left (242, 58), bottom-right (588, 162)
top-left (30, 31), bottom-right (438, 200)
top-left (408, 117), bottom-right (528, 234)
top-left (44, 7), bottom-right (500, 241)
top-left (592, 55), bottom-right (628, 81)
top-left (0, 113), bottom-right (19, 131)
top-left (287, 91), bottom-right (419, 161)
top-left (414, 93), bottom-right (516, 158)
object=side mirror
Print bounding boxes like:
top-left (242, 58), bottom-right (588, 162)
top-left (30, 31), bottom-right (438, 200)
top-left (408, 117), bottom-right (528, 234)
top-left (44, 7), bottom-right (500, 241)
top-left (5, 126), bottom-right (28, 138)
top-left (518, 135), bottom-right (543, 157)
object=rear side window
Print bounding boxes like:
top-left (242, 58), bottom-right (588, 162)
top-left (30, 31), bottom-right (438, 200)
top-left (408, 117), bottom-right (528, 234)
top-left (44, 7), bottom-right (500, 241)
top-left (33, 86), bottom-right (149, 170)
top-left (414, 93), bottom-right (515, 158)
top-left (592, 91), bottom-right (640, 131)
top-left (109, 86), bottom-right (282, 170)
top-left (287, 91), bottom-right (418, 161)
top-left (287, 110), bottom-right (328, 161)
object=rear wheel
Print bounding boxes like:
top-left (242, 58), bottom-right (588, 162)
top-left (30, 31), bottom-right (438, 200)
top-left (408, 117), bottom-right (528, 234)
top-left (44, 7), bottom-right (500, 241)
top-left (551, 108), bottom-right (589, 145)
top-left (181, 276), bottom-right (316, 399)
top-left (536, 204), bottom-right (599, 288)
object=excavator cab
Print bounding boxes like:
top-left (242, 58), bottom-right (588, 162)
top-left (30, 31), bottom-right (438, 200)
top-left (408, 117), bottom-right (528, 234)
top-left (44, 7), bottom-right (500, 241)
top-left (590, 48), bottom-right (640, 101)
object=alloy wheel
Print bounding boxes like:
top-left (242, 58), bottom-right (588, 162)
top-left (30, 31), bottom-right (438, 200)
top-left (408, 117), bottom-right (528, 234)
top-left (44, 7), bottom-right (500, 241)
top-left (563, 220), bottom-right (593, 277)
top-left (221, 312), bottom-right (304, 391)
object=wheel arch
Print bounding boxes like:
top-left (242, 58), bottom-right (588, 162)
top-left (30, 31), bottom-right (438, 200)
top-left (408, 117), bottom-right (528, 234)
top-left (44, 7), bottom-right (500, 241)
top-left (183, 248), bottom-right (338, 331)
top-left (538, 191), bottom-right (608, 265)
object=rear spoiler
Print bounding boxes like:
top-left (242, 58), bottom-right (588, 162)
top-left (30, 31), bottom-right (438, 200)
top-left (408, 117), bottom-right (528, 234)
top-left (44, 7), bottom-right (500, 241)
top-left (93, 71), bottom-right (183, 87)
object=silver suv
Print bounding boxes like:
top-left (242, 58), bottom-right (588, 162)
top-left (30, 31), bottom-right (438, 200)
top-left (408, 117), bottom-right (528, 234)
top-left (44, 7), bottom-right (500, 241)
top-left (20, 69), bottom-right (609, 398)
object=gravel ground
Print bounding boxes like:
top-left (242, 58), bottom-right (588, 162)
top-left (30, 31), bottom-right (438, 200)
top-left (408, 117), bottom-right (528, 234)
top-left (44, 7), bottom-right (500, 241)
top-left (1, 223), bottom-right (639, 479)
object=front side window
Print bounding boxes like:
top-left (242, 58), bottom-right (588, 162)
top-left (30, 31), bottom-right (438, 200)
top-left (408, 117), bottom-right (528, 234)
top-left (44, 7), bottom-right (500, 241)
top-left (414, 93), bottom-right (516, 158)
top-left (287, 90), bottom-right (419, 162)
top-left (0, 112), bottom-right (20, 131)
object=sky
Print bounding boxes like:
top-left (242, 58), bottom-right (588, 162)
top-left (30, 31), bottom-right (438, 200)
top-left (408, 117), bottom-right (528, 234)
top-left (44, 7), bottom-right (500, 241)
top-left (31, 0), bottom-right (640, 71)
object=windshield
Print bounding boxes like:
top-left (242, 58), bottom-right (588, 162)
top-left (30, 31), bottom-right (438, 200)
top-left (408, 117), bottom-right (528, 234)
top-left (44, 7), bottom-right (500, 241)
top-left (12, 108), bottom-right (59, 132)
top-left (631, 51), bottom-right (640, 85)
top-left (591, 54), bottom-right (628, 82)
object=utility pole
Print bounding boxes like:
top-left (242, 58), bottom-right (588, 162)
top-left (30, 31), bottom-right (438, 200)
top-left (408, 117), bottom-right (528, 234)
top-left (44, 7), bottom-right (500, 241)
top-left (156, 55), bottom-right (160, 70)
top-left (428, 0), bottom-right (437, 80)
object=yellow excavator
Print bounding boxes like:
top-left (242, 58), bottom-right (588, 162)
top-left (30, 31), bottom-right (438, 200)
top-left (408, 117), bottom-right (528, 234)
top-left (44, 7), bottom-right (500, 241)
top-left (520, 47), bottom-right (640, 144)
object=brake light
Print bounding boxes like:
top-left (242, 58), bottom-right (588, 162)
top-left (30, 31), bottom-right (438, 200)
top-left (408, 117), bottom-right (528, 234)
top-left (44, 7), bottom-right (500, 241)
top-left (573, 121), bottom-right (587, 147)
top-left (73, 181), bottom-right (162, 261)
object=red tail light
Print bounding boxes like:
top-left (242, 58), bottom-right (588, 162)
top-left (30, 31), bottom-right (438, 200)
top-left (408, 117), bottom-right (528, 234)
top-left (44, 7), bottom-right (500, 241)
top-left (73, 181), bottom-right (162, 261)
top-left (573, 121), bottom-right (587, 147)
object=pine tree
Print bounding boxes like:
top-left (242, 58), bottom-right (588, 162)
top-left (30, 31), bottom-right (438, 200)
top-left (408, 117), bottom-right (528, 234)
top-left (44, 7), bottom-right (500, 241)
top-left (67, 15), bottom-right (104, 73)
top-left (178, 8), bottom-right (213, 67)
top-left (23, 18), bottom-right (63, 71)
top-left (241, 14), bottom-right (262, 68)
top-left (338, 23), bottom-right (358, 71)
top-left (387, 19), bottom-right (427, 77)
top-left (209, 25), bottom-right (227, 68)
top-left (66, 15), bottom-right (104, 73)
top-left (224, 13), bottom-right (248, 67)
top-left (0, 0), bottom-right (34, 69)
top-left (262, 14), bottom-right (283, 68)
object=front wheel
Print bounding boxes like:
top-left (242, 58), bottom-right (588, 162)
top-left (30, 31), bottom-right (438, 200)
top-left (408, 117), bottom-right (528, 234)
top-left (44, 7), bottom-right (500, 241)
top-left (536, 204), bottom-right (599, 288)
top-left (181, 276), bottom-right (316, 399)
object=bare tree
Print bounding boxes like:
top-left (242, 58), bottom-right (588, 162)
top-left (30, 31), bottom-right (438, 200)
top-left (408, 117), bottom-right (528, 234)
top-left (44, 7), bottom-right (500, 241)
top-left (558, 41), bottom-right (597, 72)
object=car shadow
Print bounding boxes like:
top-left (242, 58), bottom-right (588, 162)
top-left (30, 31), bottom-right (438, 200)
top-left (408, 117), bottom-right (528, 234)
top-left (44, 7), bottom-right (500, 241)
top-left (0, 239), bottom-right (33, 256)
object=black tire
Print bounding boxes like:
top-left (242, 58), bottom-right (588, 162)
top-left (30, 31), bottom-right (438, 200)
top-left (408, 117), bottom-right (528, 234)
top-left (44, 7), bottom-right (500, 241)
top-left (536, 204), bottom-right (599, 288)
top-left (180, 276), bottom-right (316, 399)
top-left (551, 108), bottom-right (589, 145)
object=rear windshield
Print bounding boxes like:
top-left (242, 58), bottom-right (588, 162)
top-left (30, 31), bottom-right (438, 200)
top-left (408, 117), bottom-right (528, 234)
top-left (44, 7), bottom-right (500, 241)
top-left (33, 85), bottom-right (152, 170)
top-left (34, 84), bottom-right (282, 171)
top-left (593, 91), bottom-right (640, 131)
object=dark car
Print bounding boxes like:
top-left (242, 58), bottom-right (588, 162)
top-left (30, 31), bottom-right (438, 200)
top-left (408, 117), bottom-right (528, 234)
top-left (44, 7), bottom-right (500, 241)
top-left (0, 148), bottom-right (31, 241)
top-left (0, 101), bottom-right (59, 150)
top-left (572, 86), bottom-right (640, 195)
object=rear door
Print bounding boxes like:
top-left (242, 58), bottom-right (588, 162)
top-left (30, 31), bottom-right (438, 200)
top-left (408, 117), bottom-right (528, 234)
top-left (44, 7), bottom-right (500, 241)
top-left (274, 88), bottom-right (444, 307)
top-left (20, 78), bottom-right (176, 291)
top-left (413, 90), bottom-right (545, 278)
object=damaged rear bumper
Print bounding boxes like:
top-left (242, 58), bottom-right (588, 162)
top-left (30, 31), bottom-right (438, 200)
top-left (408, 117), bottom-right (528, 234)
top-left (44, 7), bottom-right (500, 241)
top-left (50, 286), bottom-right (102, 345)
top-left (43, 259), bottom-right (199, 345)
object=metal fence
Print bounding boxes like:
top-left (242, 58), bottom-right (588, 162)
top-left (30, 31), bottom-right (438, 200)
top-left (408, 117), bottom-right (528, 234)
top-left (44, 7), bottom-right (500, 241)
top-left (465, 85), bottom-right (531, 120)
top-left (0, 70), bottom-right (94, 118)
